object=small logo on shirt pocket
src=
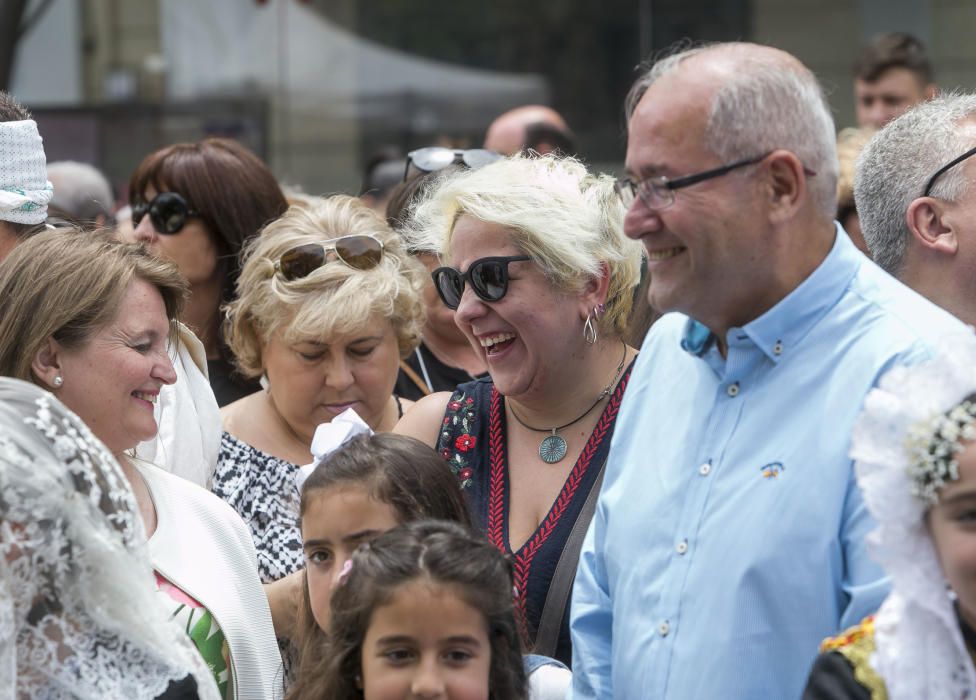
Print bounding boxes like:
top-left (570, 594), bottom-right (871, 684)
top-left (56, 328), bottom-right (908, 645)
top-left (761, 462), bottom-right (785, 479)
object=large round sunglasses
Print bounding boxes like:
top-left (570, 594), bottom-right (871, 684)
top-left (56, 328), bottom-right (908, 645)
top-left (404, 147), bottom-right (502, 180)
top-left (131, 192), bottom-right (199, 234)
top-left (431, 255), bottom-right (530, 310)
top-left (274, 235), bottom-right (385, 281)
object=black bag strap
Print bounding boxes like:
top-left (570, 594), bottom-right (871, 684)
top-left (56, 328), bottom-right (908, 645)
top-left (532, 457), bottom-right (608, 658)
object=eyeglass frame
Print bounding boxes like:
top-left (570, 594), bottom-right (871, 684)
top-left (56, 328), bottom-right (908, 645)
top-left (923, 145), bottom-right (976, 197)
top-left (272, 234), bottom-right (386, 281)
top-left (431, 255), bottom-right (531, 310)
top-left (131, 192), bottom-right (200, 235)
top-left (616, 152), bottom-right (816, 210)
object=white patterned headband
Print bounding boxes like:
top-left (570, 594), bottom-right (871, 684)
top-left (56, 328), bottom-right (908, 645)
top-left (0, 119), bottom-right (52, 225)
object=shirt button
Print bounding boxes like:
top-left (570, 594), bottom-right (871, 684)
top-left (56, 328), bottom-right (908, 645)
top-left (773, 340), bottom-right (783, 355)
top-left (699, 463), bottom-right (711, 476)
top-left (658, 621), bottom-right (670, 637)
top-left (676, 540), bottom-right (688, 555)
top-left (727, 382), bottom-right (740, 397)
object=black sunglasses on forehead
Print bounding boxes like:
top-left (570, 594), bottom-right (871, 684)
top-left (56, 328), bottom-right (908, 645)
top-left (131, 192), bottom-right (199, 235)
top-left (404, 147), bottom-right (503, 180)
top-left (431, 255), bottom-right (530, 310)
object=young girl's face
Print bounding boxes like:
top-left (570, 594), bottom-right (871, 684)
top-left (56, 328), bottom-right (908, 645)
top-left (929, 440), bottom-right (976, 628)
top-left (303, 484), bottom-right (400, 631)
top-left (360, 580), bottom-right (491, 700)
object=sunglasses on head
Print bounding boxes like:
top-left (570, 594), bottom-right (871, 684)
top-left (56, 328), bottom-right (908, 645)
top-left (274, 235), bottom-right (385, 281)
top-left (431, 255), bottom-right (530, 310)
top-left (132, 192), bottom-right (199, 235)
top-left (404, 147), bottom-right (503, 180)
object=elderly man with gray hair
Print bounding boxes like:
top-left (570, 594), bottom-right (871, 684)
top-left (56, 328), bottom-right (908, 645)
top-left (570, 42), bottom-right (968, 699)
top-left (856, 94), bottom-right (976, 328)
top-left (0, 91), bottom-right (51, 262)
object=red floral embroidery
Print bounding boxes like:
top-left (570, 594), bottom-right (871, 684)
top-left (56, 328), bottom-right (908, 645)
top-left (455, 434), bottom-right (476, 452)
top-left (438, 389), bottom-right (477, 489)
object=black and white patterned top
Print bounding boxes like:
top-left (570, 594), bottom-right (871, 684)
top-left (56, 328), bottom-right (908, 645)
top-left (211, 432), bottom-right (303, 583)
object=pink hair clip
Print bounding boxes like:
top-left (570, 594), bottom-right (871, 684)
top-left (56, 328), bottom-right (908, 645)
top-left (337, 558), bottom-right (353, 585)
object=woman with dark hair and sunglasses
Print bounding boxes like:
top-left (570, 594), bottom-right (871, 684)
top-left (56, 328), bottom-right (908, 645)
top-left (385, 147), bottom-right (503, 401)
top-left (395, 153), bottom-right (644, 666)
top-left (129, 137), bottom-right (289, 406)
top-left (213, 195), bottom-right (426, 587)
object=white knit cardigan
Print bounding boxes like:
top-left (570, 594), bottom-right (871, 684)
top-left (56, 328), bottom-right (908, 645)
top-left (141, 463), bottom-right (284, 700)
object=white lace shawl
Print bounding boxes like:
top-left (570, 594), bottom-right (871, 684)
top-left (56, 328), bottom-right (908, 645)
top-left (0, 378), bottom-right (220, 700)
top-left (851, 341), bottom-right (976, 700)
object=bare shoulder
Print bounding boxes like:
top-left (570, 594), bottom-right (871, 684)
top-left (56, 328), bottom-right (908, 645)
top-left (393, 391), bottom-right (454, 447)
top-left (220, 390), bottom-right (263, 439)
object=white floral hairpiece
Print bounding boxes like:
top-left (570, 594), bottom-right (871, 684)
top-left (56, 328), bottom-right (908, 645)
top-left (905, 399), bottom-right (976, 505)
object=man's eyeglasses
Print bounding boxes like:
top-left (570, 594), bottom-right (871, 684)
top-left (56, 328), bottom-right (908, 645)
top-left (132, 192), bottom-right (199, 234)
top-left (923, 146), bottom-right (976, 197)
top-left (274, 235), bottom-right (385, 281)
top-left (616, 153), bottom-right (776, 210)
top-left (404, 147), bottom-right (503, 180)
top-left (431, 255), bottom-right (530, 310)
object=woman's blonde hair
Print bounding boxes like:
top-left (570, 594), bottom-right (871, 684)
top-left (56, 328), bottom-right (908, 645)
top-left (403, 153), bottom-right (644, 336)
top-left (225, 195), bottom-right (426, 377)
top-left (0, 228), bottom-right (187, 382)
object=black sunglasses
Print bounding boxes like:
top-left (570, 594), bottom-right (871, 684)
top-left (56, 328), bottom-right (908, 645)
top-left (431, 255), bottom-right (530, 310)
top-left (274, 235), bottom-right (385, 281)
top-left (404, 147), bottom-right (503, 180)
top-left (132, 192), bottom-right (199, 235)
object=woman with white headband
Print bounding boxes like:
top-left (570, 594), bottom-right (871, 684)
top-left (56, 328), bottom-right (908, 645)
top-left (803, 337), bottom-right (976, 699)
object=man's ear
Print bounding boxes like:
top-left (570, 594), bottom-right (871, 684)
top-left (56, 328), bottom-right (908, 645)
top-left (31, 337), bottom-right (64, 389)
top-left (764, 150), bottom-right (805, 223)
top-left (906, 196), bottom-right (957, 256)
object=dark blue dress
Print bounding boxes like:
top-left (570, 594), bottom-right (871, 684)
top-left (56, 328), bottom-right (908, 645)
top-left (435, 362), bottom-right (635, 666)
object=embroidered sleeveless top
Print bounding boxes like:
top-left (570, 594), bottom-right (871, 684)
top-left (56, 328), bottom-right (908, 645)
top-left (436, 361), bottom-right (635, 666)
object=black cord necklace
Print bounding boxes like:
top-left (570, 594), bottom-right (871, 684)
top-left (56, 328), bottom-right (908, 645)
top-left (508, 344), bottom-right (627, 464)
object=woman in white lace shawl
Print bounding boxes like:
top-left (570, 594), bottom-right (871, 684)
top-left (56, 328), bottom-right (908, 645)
top-left (0, 376), bottom-right (220, 699)
top-left (803, 336), bottom-right (976, 700)
top-left (0, 229), bottom-right (282, 700)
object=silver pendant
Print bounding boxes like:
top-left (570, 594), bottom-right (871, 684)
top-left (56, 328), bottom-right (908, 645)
top-left (539, 433), bottom-right (568, 464)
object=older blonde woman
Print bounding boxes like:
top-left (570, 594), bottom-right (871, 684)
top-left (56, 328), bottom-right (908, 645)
top-left (0, 229), bottom-right (283, 700)
top-left (396, 154), bottom-right (644, 665)
top-left (213, 195), bottom-right (426, 585)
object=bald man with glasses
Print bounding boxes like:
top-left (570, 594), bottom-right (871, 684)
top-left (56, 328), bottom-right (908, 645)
top-left (570, 42), bottom-right (968, 700)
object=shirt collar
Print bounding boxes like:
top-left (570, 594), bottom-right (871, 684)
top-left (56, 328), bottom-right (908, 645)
top-left (681, 223), bottom-right (861, 363)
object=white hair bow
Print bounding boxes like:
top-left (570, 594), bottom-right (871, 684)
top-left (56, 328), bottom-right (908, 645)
top-left (295, 408), bottom-right (373, 491)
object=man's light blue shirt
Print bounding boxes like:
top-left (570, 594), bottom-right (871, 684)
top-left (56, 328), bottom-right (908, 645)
top-left (570, 227), bottom-right (969, 699)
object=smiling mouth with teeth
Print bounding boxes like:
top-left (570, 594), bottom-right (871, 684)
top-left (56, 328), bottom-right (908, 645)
top-left (479, 333), bottom-right (516, 356)
top-left (647, 246), bottom-right (686, 261)
top-left (132, 391), bottom-right (157, 404)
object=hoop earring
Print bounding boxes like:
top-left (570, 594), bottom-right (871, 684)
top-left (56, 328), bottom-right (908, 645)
top-left (583, 313), bottom-right (598, 345)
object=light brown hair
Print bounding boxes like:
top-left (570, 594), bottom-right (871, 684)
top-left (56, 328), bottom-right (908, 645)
top-left (0, 228), bottom-right (187, 382)
top-left (224, 195), bottom-right (426, 378)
